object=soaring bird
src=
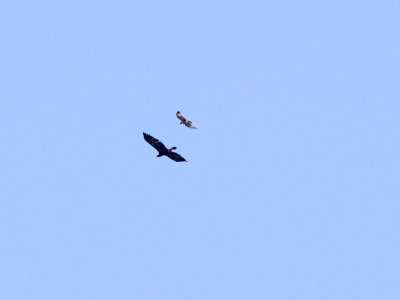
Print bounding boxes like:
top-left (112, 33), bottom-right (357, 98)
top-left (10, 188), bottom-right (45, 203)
top-left (176, 111), bottom-right (197, 129)
top-left (143, 132), bottom-right (187, 162)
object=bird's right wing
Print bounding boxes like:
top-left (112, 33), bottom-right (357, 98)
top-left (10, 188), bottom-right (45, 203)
top-left (167, 151), bottom-right (187, 162)
top-left (186, 121), bottom-right (197, 129)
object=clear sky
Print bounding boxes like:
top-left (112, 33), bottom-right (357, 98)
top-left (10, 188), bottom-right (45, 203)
top-left (1, 1), bottom-right (399, 299)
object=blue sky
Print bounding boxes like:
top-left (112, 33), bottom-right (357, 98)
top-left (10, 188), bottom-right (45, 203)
top-left (1, 1), bottom-right (399, 299)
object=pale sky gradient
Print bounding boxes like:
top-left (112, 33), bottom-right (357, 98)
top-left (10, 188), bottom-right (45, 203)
top-left (1, 1), bottom-right (399, 299)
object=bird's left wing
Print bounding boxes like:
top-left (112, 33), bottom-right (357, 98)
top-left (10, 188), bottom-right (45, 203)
top-left (143, 132), bottom-right (168, 153)
top-left (176, 111), bottom-right (187, 122)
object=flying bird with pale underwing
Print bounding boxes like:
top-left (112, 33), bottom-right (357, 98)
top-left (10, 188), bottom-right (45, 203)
top-left (143, 132), bottom-right (187, 162)
top-left (176, 111), bottom-right (197, 129)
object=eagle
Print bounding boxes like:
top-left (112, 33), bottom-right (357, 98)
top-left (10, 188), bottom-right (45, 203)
top-left (143, 132), bottom-right (187, 162)
top-left (176, 111), bottom-right (197, 129)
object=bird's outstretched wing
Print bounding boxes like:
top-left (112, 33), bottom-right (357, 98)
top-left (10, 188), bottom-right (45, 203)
top-left (176, 111), bottom-right (187, 123)
top-left (166, 151), bottom-right (187, 162)
top-left (186, 121), bottom-right (197, 129)
top-left (143, 132), bottom-right (168, 153)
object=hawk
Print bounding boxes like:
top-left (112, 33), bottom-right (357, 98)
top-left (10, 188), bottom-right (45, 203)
top-left (143, 132), bottom-right (187, 162)
top-left (176, 111), bottom-right (197, 129)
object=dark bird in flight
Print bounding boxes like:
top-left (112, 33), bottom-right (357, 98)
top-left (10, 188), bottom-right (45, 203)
top-left (143, 132), bottom-right (187, 162)
top-left (176, 111), bottom-right (197, 129)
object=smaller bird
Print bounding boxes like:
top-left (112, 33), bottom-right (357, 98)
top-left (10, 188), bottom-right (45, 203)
top-left (176, 111), bottom-right (197, 129)
top-left (143, 132), bottom-right (187, 162)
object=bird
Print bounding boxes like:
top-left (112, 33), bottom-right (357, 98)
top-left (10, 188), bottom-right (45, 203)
top-left (143, 132), bottom-right (187, 162)
top-left (176, 111), bottom-right (197, 129)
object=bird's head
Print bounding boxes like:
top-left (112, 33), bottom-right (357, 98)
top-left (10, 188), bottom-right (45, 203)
top-left (169, 147), bottom-right (177, 152)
